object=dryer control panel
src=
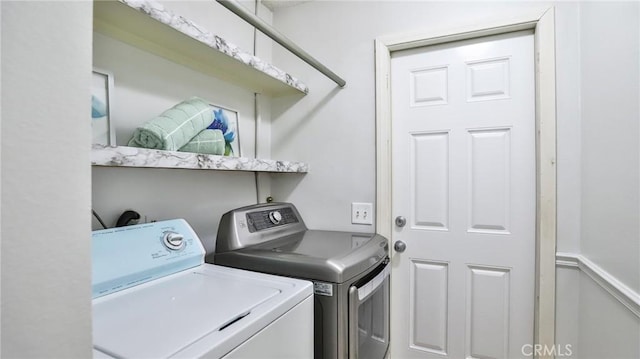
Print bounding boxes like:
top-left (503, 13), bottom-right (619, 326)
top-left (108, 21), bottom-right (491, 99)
top-left (246, 207), bottom-right (299, 232)
top-left (215, 203), bottom-right (309, 253)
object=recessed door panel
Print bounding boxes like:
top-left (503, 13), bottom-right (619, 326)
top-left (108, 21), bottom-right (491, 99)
top-left (466, 266), bottom-right (511, 359)
top-left (468, 128), bottom-right (511, 234)
top-left (411, 260), bottom-right (449, 355)
top-left (411, 132), bottom-right (449, 230)
top-left (411, 66), bottom-right (449, 106)
top-left (467, 57), bottom-right (510, 102)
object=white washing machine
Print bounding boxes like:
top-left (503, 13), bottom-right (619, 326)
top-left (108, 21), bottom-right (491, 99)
top-left (92, 219), bottom-right (313, 358)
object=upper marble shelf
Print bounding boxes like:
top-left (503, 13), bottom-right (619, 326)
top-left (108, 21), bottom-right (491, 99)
top-left (92, 145), bottom-right (310, 173)
top-left (93, 0), bottom-right (309, 96)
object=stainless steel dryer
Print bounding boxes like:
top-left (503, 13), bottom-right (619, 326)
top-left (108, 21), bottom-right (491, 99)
top-left (209, 202), bottom-right (390, 359)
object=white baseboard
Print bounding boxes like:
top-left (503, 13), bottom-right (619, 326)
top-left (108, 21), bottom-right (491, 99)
top-left (556, 252), bottom-right (640, 318)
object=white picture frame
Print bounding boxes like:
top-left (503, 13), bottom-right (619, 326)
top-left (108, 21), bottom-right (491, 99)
top-left (209, 103), bottom-right (241, 157)
top-left (91, 68), bottom-right (116, 146)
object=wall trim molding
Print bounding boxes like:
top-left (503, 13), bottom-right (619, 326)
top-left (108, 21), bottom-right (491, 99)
top-left (556, 252), bottom-right (640, 318)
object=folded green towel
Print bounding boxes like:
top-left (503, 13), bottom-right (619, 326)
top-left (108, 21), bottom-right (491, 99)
top-left (178, 129), bottom-right (225, 155)
top-left (128, 97), bottom-right (212, 151)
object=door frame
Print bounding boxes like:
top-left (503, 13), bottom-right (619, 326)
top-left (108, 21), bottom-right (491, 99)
top-left (375, 8), bottom-right (557, 357)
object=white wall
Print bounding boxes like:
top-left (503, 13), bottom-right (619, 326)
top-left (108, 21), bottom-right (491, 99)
top-left (580, 1), bottom-right (639, 294)
top-left (578, 271), bottom-right (640, 359)
top-left (555, 1), bottom-right (583, 255)
top-left (1, 2), bottom-right (92, 357)
top-left (555, 266), bottom-right (581, 358)
top-left (0, 0), bottom-right (3, 353)
top-left (92, 1), bottom-right (276, 253)
top-left (577, 2), bottom-right (640, 357)
top-left (0, 1), bottom-right (3, 353)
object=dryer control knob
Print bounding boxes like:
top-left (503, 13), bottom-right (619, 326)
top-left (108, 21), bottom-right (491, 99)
top-left (163, 231), bottom-right (185, 250)
top-left (269, 211), bottom-right (283, 225)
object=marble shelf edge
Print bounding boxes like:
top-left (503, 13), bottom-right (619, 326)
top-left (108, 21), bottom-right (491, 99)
top-left (94, 0), bottom-right (309, 95)
top-left (91, 145), bottom-right (309, 173)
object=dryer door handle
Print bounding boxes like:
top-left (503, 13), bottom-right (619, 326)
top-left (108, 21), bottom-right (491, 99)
top-left (348, 286), bottom-right (359, 359)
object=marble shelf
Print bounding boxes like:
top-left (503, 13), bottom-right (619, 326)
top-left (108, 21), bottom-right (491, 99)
top-left (93, 0), bottom-right (309, 96)
top-left (92, 145), bottom-right (309, 173)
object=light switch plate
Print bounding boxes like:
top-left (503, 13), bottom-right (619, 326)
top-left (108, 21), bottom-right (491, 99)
top-left (351, 202), bottom-right (373, 225)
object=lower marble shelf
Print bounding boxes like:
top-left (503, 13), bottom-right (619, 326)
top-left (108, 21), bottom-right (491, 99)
top-left (91, 145), bottom-right (309, 173)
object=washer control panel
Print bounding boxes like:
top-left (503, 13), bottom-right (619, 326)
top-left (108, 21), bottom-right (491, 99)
top-left (246, 207), bottom-right (299, 232)
top-left (163, 231), bottom-right (185, 250)
top-left (92, 219), bottom-right (205, 299)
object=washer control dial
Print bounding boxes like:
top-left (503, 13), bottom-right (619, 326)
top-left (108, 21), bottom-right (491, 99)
top-left (163, 231), bottom-right (185, 250)
top-left (268, 211), bottom-right (283, 225)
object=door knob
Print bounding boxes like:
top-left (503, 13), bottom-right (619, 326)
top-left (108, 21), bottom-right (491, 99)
top-left (394, 241), bottom-right (407, 253)
top-left (395, 216), bottom-right (407, 227)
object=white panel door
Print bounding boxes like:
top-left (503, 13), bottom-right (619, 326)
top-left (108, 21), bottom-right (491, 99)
top-left (390, 31), bottom-right (535, 359)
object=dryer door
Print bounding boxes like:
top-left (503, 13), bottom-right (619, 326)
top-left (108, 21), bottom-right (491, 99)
top-left (348, 261), bottom-right (390, 359)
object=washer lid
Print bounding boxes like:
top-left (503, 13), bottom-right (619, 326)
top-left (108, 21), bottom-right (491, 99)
top-left (214, 230), bottom-right (389, 283)
top-left (93, 265), bottom-right (282, 358)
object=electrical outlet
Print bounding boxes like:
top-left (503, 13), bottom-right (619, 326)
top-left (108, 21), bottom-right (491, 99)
top-left (351, 202), bottom-right (373, 225)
